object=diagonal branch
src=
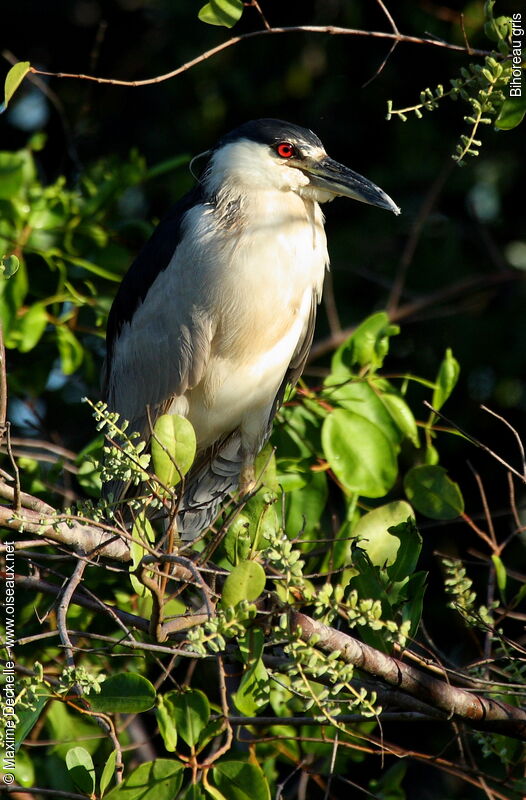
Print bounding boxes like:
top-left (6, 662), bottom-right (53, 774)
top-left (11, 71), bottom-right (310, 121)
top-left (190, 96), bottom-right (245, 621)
top-left (292, 611), bottom-right (526, 740)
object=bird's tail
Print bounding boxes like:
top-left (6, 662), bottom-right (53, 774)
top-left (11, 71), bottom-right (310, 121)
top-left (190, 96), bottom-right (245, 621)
top-left (176, 435), bottom-right (243, 539)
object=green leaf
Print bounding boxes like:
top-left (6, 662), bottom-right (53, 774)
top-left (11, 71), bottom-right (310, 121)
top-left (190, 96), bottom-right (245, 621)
top-left (212, 761), bottom-right (270, 800)
top-left (495, 94), bottom-right (526, 130)
top-left (491, 554), bottom-right (507, 594)
top-left (169, 688), bottom-right (210, 748)
top-left (100, 750), bottom-right (117, 797)
top-left (323, 379), bottom-right (403, 446)
top-left (198, 0), bottom-right (244, 28)
top-left (65, 746), bottom-right (96, 795)
top-left (221, 560), bottom-right (266, 607)
top-left (402, 571), bottom-right (428, 637)
top-left (378, 390), bottom-right (419, 447)
top-left (12, 748), bottom-right (35, 787)
top-left (14, 690), bottom-right (48, 752)
top-left (233, 629), bottom-right (270, 715)
top-left (130, 512), bottom-right (156, 597)
top-left (0, 254), bottom-right (20, 277)
top-left (15, 303), bottom-right (48, 352)
top-left (283, 467), bottom-right (328, 541)
top-left (386, 517), bottom-right (422, 582)
top-left (105, 760), bottom-right (184, 799)
top-left (332, 312), bottom-right (399, 375)
top-left (151, 413), bottom-right (196, 487)
top-left (2, 61), bottom-right (31, 111)
top-left (155, 695), bottom-right (178, 752)
top-left (404, 465), bottom-right (464, 520)
top-left (352, 501), bottom-right (415, 569)
top-left (56, 325), bottom-right (84, 374)
top-left (322, 408), bottom-right (398, 497)
top-left (432, 348), bottom-right (460, 411)
top-left (86, 673), bottom-right (156, 714)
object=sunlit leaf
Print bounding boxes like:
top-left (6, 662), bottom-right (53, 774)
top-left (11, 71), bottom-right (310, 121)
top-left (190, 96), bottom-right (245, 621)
top-left (352, 501), bottom-right (415, 569)
top-left (432, 348), bottom-right (460, 411)
top-left (105, 760), bottom-right (184, 799)
top-left (212, 762), bottom-right (270, 800)
top-left (65, 747), bottom-right (95, 795)
top-left (100, 750), bottom-right (117, 797)
top-left (151, 413), bottom-right (196, 487)
top-left (221, 560), bottom-right (266, 607)
top-left (198, 0), bottom-right (244, 27)
top-left (322, 408), bottom-right (397, 497)
top-left (2, 61), bottom-right (31, 112)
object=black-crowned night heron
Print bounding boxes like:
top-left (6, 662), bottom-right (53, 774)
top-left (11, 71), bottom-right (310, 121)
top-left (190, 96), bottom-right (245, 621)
top-left (103, 119), bottom-right (400, 538)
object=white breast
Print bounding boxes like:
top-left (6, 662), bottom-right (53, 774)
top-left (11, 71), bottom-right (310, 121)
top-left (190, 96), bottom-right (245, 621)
top-left (175, 188), bottom-right (328, 452)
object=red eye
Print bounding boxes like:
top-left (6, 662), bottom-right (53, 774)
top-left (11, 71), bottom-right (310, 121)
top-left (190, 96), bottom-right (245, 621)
top-left (276, 142), bottom-right (296, 158)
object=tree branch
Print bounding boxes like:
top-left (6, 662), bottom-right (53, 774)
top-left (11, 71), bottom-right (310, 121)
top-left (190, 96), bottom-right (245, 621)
top-left (29, 25), bottom-right (491, 89)
top-left (292, 611), bottom-right (526, 740)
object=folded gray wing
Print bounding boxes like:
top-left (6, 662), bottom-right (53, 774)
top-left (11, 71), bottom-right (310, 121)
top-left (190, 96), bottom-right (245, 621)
top-left (103, 187), bottom-right (214, 438)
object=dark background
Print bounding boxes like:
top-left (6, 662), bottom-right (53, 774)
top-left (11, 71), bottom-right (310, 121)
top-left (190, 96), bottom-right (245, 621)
top-left (2, 1), bottom-right (525, 796)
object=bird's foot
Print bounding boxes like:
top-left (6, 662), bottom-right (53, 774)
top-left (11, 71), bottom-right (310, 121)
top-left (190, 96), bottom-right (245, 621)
top-left (238, 463), bottom-right (256, 496)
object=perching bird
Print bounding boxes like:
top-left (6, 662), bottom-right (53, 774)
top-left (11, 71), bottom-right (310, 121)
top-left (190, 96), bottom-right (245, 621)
top-left (103, 119), bottom-right (400, 538)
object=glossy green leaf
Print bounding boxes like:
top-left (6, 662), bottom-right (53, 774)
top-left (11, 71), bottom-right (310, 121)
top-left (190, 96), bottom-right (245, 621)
top-left (212, 761), bottom-right (270, 800)
top-left (2, 61), bottom-right (31, 111)
top-left (352, 501), bottom-right (415, 569)
top-left (323, 379), bottom-right (402, 446)
top-left (198, 0), bottom-right (244, 27)
top-left (221, 560), bottom-right (266, 607)
top-left (87, 673), bottom-right (156, 714)
top-left (432, 348), bottom-right (460, 411)
top-left (495, 94), bottom-right (526, 130)
top-left (331, 312), bottom-right (399, 375)
top-left (234, 629), bottom-right (270, 715)
top-left (322, 408), bottom-right (397, 497)
top-left (65, 746), bottom-right (95, 795)
top-left (56, 325), bottom-right (84, 374)
top-left (151, 413), bottom-right (196, 487)
top-left (170, 688), bottom-right (210, 748)
top-left (0, 254), bottom-right (20, 277)
top-left (491, 554), bottom-right (507, 594)
top-left (378, 390), bottom-right (419, 447)
top-left (100, 750), bottom-right (117, 797)
top-left (404, 465), bottom-right (464, 520)
top-left (105, 760), bottom-right (184, 799)
top-left (156, 695), bottom-right (178, 752)
top-left (349, 548), bottom-right (393, 652)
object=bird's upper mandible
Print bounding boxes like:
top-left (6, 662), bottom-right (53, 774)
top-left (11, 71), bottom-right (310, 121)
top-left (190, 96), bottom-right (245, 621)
top-left (103, 119), bottom-right (400, 537)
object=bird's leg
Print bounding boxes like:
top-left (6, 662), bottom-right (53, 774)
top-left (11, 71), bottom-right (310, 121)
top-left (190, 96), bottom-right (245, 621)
top-left (238, 458), bottom-right (256, 496)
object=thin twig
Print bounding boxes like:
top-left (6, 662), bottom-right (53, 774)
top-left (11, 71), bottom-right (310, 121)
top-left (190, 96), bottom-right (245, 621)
top-left (57, 558), bottom-right (87, 669)
top-left (481, 404), bottom-right (526, 480)
top-left (423, 401), bottom-right (526, 485)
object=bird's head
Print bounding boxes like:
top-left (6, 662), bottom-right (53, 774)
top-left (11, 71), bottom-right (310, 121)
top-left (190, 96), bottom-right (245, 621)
top-left (201, 118), bottom-right (400, 215)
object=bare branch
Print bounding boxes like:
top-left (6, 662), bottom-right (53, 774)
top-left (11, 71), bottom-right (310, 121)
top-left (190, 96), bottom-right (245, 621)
top-left (29, 25), bottom-right (491, 89)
